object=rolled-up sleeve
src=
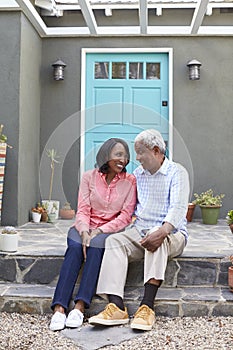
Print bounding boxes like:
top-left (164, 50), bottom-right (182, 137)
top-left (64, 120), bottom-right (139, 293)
top-left (163, 164), bottom-right (190, 229)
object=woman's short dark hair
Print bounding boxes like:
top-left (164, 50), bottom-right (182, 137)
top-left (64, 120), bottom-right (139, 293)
top-left (95, 138), bottom-right (130, 174)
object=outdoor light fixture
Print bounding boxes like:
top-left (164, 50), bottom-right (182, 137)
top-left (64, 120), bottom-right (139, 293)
top-left (187, 59), bottom-right (202, 80)
top-left (52, 59), bottom-right (66, 81)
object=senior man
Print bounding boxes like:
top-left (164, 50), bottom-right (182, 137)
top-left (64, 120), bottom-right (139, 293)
top-left (89, 129), bottom-right (190, 331)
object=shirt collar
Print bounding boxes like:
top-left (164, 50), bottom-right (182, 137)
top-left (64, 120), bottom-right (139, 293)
top-left (99, 170), bottom-right (123, 180)
top-left (137, 157), bottom-right (169, 176)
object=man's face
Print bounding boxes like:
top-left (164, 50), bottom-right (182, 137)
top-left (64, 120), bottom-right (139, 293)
top-left (134, 141), bottom-right (162, 174)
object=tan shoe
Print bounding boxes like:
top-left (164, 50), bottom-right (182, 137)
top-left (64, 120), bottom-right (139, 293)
top-left (130, 305), bottom-right (155, 331)
top-left (89, 303), bottom-right (129, 326)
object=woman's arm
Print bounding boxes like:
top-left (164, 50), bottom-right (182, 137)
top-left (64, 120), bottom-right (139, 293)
top-left (74, 171), bottom-right (92, 233)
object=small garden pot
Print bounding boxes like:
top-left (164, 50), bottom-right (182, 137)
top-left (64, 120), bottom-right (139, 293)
top-left (41, 211), bottom-right (48, 222)
top-left (228, 266), bottom-right (233, 292)
top-left (229, 224), bottom-right (233, 234)
top-left (32, 211), bottom-right (42, 223)
top-left (200, 205), bottom-right (221, 225)
top-left (186, 203), bottom-right (196, 222)
top-left (0, 233), bottom-right (18, 252)
top-left (48, 213), bottom-right (56, 223)
top-left (59, 209), bottom-right (75, 220)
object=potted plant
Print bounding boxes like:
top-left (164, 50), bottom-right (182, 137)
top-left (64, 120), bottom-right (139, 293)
top-left (193, 189), bottom-right (225, 225)
top-left (42, 149), bottom-right (60, 219)
top-left (31, 202), bottom-right (48, 223)
top-left (228, 255), bottom-right (233, 292)
top-left (40, 202), bottom-right (49, 222)
top-left (0, 124), bottom-right (12, 225)
top-left (0, 226), bottom-right (18, 252)
top-left (186, 202), bottom-right (196, 222)
top-left (31, 203), bottom-right (43, 223)
top-left (226, 210), bottom-right (233, 234)
top-left (59, 202), bottom-right (75, 220)
top-left (47, 202), bottom-right (58, 223)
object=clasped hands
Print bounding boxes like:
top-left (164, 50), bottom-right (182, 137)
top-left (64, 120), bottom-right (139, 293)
top-left (80, 228), bottom-right (102, 260)
top-left (140, 224), bottom-right (172, 252)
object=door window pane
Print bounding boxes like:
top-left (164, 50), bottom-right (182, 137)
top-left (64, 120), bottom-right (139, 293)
top-left (95, 62), bottom-right (109, 79)
top-left (146, 63), bottom-right (160, 80)
top-left (112, 62), bottom-right (126, 79)
top-left (129, 62), bottom-right (143, 79)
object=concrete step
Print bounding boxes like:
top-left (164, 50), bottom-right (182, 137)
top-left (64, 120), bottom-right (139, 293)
top-left (0, 219), bottom-right (233, 316)
top-left (1, 282), bottom-right (233, 318)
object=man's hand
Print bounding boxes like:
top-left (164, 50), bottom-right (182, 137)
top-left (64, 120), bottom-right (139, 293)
top-left (140, 227), bottom-right (168, 252)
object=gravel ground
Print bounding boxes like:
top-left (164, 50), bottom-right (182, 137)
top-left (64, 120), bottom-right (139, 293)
top-left (0, 313), bottom-right (233, 350)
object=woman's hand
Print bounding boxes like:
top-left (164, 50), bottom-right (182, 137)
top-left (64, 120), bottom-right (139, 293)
top-left (90, 228), bottom-right (102, 240)
top-left (80, 231), bottom-right (90, 261)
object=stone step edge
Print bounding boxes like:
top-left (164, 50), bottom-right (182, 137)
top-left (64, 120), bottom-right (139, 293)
top-left (0, 256), bottom-right (230, 287)
top-left (1, 283), bottom-right (233, 317)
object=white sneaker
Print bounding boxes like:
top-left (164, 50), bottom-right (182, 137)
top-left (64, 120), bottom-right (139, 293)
top-left (65, 309), bottom-right (84, 328)
top-left (49, 311), bottom-right (66, 331)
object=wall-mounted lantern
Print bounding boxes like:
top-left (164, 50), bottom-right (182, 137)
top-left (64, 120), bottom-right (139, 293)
top-left (52, 59), bottom-right (66, 81)
top-left (187, 59), bottom-right (202, 80)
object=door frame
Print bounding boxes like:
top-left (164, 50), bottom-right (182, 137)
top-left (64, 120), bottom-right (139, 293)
top-left (81, 47), bottom-right (173, 176)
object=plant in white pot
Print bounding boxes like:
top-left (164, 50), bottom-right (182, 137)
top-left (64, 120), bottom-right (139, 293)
top-left (42, 149), bottom-right (60, 219)
top-left (193, 189), bottom-right (225, 225)
top-left (0, 226), bottom-right (18, 252)
top-left (31, 203), bottom-right (44, 223)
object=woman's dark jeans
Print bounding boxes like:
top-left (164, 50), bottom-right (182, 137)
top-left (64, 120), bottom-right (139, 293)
top-left (51, 227), bottom-right (109, 311)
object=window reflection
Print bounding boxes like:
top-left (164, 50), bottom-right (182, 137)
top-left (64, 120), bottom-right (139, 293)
top-left (146, 63), bottom-right (160, 80)
top-left (95, 62), bottom-right (109, 79)
top-left (112, 62), bottom-right (126, 79)
top-left (129, 62), bottom-right (143, 79)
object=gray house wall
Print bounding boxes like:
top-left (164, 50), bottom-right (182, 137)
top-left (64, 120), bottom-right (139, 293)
top-left (41, 36), bottom-right (233, 220)
top-left (0, 12), bottom-right (41, 225)
top-left (1, 11), bottom-right (233, 225)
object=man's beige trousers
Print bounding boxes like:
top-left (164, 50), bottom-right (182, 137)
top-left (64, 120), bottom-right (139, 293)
top-left (96, 226), bottom-right (185, 299)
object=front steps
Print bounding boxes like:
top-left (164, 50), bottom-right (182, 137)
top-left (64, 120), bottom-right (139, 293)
top-left (0, 220), bottom-right (233, 317)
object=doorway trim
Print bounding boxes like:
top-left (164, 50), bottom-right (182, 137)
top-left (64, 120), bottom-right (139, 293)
top-left (81, 47), bottom-right (173, 175)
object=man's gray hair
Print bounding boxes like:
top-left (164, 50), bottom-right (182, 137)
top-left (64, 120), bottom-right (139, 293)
top-left (135, 129), bottom-right (166, 154)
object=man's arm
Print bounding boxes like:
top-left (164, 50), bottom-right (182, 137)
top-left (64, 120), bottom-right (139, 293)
top-left (140, 222), bottom-right (173, 252)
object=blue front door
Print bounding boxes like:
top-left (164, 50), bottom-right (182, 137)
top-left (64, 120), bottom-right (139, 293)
top-left (84, 51), bottom-right (169, 172)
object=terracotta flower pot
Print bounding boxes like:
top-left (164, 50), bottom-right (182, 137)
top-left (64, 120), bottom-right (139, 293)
top-left (229, 224), bottom-right (233, 234)
top-left (59, 209), bottom-right (75, 220)
top-left (41, 211), bottom-right (48, 222)
top-left (186, 203), bottom-right (196, 222)
top-left (228, 266), bottom-right (233, 292)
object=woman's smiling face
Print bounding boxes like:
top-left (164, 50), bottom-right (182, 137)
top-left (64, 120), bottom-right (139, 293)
top-left (108, 143), bottom-right (128, 174)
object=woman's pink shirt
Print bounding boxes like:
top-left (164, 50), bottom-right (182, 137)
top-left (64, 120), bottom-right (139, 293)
top-left (74, 168), bottom-right (137, 233)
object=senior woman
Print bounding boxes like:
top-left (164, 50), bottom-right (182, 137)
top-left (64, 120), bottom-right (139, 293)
top-left (49, 138), bottom-right (136, 331)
